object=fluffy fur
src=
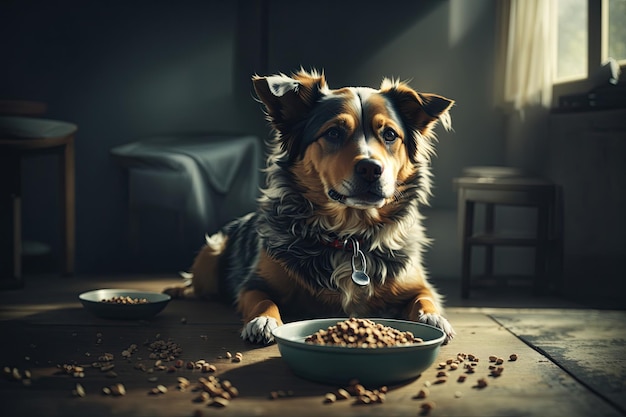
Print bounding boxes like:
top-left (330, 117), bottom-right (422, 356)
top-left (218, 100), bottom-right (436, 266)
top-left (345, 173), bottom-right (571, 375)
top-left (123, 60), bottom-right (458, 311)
top-left (164, 69), bottom-right (455, 345)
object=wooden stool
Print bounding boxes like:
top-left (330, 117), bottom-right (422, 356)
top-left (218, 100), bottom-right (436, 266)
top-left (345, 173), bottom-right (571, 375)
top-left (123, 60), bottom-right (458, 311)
top-left (453, 167), bottom-right (562, 299)
top-left (0, 115), bottom-right (77, 288)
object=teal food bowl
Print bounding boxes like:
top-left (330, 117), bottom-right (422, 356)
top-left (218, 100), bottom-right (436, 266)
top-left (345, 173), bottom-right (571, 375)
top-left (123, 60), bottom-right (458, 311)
top-left (272, 318), bottom-right (445, 386)
top-left (79, 289), bottom-right (171, 320)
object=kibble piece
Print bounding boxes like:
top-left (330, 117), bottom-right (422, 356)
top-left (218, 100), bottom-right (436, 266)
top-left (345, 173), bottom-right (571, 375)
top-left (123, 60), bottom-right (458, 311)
top-left (356, 395), bottom-right (371, 404)
top-left (491, 366), bottom-right (505, 377)
top-left (224, 385), bottom-right (239, 398)
top-left (217, 390), bottom-right (231, 401)
top-left (415, 388), bottom-right (429, 399)
top-left (352, 384), bottom-right (366, 396)
top-left (209, 397), bottom-right (230, 408)
top-left (324, 393), bottom-right (336, 403)
top-left (509, 353), bottom-right (518, 361)
top-left (476, 378), bottom-right (488, 388)
top-left (495, 357), bottom-right (504, 365)
top-left (193, 392), bottom-right (210, 403)
top-left (436, 370), bottom-right (448, 378)
top-left (336, 388), bottom-right (350, 400)
top-left (111, 383), bottom-right (126, 396)
top-left (421, 401), bottom-right (436, 413)
top-left (489, 355), bottom-right (498, 362)
top-left (73, 383), bottom-right (86, 397)
top-left (457, 375), bottom-right (467, 383)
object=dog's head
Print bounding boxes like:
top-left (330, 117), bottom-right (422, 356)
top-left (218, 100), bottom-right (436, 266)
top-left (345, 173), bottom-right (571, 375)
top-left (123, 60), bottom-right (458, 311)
top-left (253, 69), bottom-right (453, 220)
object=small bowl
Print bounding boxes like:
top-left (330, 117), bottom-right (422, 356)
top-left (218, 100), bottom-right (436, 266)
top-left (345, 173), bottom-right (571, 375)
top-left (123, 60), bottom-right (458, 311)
top-left (79, 289), bottom-right (171, 320)
top-left (272, 318), bottom-right (445, 386)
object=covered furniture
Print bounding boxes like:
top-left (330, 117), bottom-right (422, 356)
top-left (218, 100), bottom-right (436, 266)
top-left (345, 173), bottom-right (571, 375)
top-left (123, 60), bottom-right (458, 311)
top-left (453, 166), bottom-right (562, 299)
top-left (0, 115), bottom-right (77, 288)
top-left (111, 134), bottom-right (261, 268)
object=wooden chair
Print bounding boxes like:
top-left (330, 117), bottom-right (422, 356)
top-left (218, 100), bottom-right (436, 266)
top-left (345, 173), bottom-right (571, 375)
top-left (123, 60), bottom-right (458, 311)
top-left (453, 166), bottom-right (562, 299)
top-left (0, 100), bottom-right (76, 288)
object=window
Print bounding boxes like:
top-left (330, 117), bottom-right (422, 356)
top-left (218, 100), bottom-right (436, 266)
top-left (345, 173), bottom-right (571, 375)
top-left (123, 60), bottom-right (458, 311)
top-left (608, 0), bottom-right (626, 62)
top-left (555, 0), bottom-right (625, 84)
top-left (556, 0), bottom-right (587, 80)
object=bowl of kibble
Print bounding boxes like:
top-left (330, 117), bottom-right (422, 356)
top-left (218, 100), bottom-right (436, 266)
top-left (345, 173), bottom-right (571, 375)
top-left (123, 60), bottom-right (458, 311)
top-left (272, 317), bottom-right (446, 386)
top-left (79, 289), bottom-right (171, 320)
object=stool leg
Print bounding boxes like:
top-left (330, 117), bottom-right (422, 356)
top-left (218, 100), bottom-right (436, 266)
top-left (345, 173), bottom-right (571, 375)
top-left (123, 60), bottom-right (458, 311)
top-left (484, 203), bottom-right (495, 278)
top-left (0, 155), bottom-right (23, 288)
top-left (60, 138), bottom-right (75, 276)
top-left (461, 201), bottom-right (474, 299)
top-left (550, 186), bottom-right (564, 293)
top-left (534, 202), bottom-right (549, 295)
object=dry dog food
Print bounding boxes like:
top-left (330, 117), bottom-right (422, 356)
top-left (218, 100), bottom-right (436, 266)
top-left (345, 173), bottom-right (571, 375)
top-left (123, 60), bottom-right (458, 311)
top-left (421, 401), bottom-right (436, 414)
top-left (318, 379), bottom-right (388, 405)
top-left (100, 296), bottom-right (149, 304)
top-left (305, 318), bottom-right (423, 347)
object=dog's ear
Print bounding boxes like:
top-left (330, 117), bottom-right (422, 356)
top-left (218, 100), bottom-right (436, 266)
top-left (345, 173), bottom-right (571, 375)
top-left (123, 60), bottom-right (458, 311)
top-left (381, 80), bottom-right (454, 163)
top-left (253, 71), bottom-right (327, 162)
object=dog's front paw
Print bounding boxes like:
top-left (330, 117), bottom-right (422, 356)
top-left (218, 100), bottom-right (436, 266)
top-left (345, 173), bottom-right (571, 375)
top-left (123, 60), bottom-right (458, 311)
top-left (418, 313), bottom-right (456, 344)
top-left (241, 316), bottom-right (281, 345)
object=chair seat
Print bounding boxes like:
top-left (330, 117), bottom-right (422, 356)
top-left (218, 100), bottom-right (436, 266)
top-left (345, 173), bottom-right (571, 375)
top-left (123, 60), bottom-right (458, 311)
top-left (0, 116), bottom-right (77, 139)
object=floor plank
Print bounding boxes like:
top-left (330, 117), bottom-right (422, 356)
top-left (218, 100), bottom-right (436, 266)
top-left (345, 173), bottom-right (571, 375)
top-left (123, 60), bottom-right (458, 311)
top-left (491, 310), bottom-right (626, 414)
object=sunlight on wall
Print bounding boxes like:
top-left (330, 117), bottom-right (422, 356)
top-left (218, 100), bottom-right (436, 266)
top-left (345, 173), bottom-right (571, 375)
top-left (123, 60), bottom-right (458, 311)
top-left (449, 0), bottom-right (490, 47)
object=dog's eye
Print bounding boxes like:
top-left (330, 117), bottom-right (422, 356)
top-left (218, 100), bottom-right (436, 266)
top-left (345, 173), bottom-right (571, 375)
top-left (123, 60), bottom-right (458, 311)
top-left (324, 128), bottom-right (343, 142)
top-left (382, 128), bottom-right (398, 143)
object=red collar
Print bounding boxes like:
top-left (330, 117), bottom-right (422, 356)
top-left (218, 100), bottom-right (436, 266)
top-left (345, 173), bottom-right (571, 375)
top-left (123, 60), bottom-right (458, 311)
top-left (320, 237), bottom-right (363, 251)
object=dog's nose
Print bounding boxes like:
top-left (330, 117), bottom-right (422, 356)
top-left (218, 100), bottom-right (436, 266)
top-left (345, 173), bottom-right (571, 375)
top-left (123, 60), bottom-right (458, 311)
top-left (355, 158), bottom-right (383, 183)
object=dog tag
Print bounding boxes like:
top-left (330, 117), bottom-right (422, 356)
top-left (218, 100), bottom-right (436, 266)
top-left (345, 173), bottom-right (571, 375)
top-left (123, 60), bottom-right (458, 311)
top-left (349, 239), bottom-right (370, 286)
top-left (351, 270), bottom-right (370, 286)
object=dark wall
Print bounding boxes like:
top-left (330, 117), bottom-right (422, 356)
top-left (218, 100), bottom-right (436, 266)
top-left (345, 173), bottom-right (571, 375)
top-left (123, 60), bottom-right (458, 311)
top-left (1, 0), bottom-right (505, 276)
top-left (1, 0), bottom-right (254, 273)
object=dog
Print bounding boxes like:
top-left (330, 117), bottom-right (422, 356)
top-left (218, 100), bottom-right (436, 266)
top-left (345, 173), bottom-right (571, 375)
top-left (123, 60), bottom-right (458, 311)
top-left (164, 69), bottom-right (455, 345)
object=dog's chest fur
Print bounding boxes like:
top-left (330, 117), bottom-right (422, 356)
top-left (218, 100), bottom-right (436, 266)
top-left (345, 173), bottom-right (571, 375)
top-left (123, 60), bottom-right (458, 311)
top-left (252, 163), bottom-right (429, 317)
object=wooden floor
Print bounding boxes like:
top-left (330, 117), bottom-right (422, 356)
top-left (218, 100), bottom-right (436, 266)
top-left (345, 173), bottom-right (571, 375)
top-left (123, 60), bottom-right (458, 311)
top-left (0, 273), bottom-right (624, 417)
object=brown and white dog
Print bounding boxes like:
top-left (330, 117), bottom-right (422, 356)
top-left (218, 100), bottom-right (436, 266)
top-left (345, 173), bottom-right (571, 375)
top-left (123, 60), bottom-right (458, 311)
top-left (164, 69), bottom-right (455, 345)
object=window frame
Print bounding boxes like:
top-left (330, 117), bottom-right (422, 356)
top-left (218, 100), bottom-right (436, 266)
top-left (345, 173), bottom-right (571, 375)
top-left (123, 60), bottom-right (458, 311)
top-left (552, 0), bottom-right (625, 105)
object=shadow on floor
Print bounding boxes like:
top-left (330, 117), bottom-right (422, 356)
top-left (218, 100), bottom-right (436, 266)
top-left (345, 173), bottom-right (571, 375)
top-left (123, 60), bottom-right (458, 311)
top-left (434, 278), bottom-right (626, 310)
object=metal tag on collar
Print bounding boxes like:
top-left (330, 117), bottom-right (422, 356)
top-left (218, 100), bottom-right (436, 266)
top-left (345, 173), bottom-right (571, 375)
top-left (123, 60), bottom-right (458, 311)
top-left (346, 238), bottom-right (370, 286)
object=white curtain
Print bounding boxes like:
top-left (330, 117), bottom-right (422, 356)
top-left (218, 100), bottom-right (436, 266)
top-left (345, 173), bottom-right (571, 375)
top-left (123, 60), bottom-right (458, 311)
top-left (495, 0), bottom-right (557, 111)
